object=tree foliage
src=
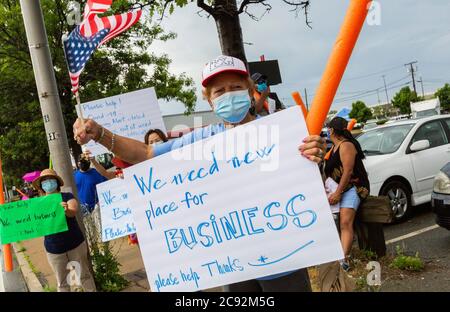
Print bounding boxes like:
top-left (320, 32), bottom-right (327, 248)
top-left (0, 0), bottom-right (196, 186)
top-left (391, 86), bottom-right (418, 115)
top-left (349, 100), bottom-right (373, 123)
top-left (435, 83), bottom-right (450, 111)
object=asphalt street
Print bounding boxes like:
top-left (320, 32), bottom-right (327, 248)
top-left (380, 204), bottom-right (450, 291)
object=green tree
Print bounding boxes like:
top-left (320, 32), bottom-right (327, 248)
top-left (435, 83), bottom-right (450, 111)
top-left (371, 105), bottom-right (386, 119)
top-left (349, 100), bottom-right (373, 123)
top-left (0, 0), bottom-right (196, 186)
top-left (391, 86), bottom-right (418, 115)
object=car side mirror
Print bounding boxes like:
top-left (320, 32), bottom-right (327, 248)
top-left (410, 140), bottom-right (430, 152)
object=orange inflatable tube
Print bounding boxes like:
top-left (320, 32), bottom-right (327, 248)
top-left (0, 156), bottom-right (13, 272)
top-left (291, 92), bottom-right (308, 119)
top-left (306, 0), bottom-right (372, 135)
top-left (347, 118), bottom-right (357, 130)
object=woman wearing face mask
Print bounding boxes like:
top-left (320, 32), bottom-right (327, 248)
top-left (32, 169), bottom-right (96, 292)
top-left (144, 128), bottom-right (169, 146)
top-left (73, 55), bottom-right (327, 292)
top-left (251, 72), bottom-right (276, 116)
top-left (324, 117), bottom-right (370, 271)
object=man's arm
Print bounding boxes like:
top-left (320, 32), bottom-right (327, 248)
top-left (90, 157), bottom-right (116, 180)
top-left (254, 90), bottom-right (270, 114)
top-left (73, 119), bottom-right (153, 164)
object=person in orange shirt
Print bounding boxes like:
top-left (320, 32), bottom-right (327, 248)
top-left (251, 73), bottom-right (276, 116)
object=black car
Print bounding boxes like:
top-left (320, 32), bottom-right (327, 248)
top-left (431, 162), bottom-right (450, 230)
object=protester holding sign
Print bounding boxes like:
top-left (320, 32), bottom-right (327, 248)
top-left (73, 55), bottom-right (327, 291)
top-left (74, 56), bottom-right (325, 165)
top-left (144, 128), bottom-right (169, 146)
top-left (324, 117), bottom-right (370, 271)
top-left (32, 169), bottom-right (96, 292)
top-left (251, 72), bottom-right (276, 115)
top-left (74, 154), bottom-right (108, 215)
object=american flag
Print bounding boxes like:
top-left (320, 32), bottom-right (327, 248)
top-left (63, 0), bottom-right (142, 94)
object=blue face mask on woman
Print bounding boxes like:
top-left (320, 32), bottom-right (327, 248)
top-left (42, 179), bottom-right (58, 193)
top-left (257, 82), bottom-right (268, 93)
top-left (212, 90), bottom-right (251, 124)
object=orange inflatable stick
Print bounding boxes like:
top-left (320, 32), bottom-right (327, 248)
top-left (347, 118), bottom-right (357, 130)
top-left (0, 156), bottom-right (13, 272)
top-left (306, 0), bottom-right (372, 135)
top-left (291, 91), bottom-right (308, 119)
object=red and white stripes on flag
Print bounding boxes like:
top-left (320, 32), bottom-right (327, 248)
top-left (64, 0), bottom-right (142, 95)
top-left (79, 0), bottom-right (142, 46)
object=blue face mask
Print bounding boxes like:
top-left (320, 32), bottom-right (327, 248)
top-left (212, 90), bottom-right (251, 124)
top-left (257, 82), bottom-right (268, 92)
top-left (42, 179), bottom-right (58, 193)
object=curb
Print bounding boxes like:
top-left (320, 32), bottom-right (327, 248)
top-left (12, 243), bottom-right (43, 292)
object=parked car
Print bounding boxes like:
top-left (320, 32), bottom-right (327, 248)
top-left (356, 114), bottom-right (450, 222)
top-left (431, 162), bottom-right (450, 230)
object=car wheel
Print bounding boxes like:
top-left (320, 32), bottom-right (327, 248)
top-left (380, 180), bottom-right (411, 222)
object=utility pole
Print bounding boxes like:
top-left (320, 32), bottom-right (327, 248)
top-left (304, 88), bottom-right (309, 110)
top-left (376, 89), bottom-right (381, 104)
top-left (405, 61), bottom-right (418, 95)
top-left (417, 76), bottom-right (425, 98)
top-left (382, 75), bottom-right (390, 104)
top-left (19, 1), bottom-right (85, 234)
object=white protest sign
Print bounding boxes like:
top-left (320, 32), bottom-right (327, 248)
top-left (81, 88), bottom-right (166, 156)
top-left (124, 106), bottom-right (344, 292)
top-left (96, 178), bottom-right (136, 242)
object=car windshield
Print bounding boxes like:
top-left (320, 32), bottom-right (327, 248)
top-left (416, 109), bottom-right (437, 118)
top-left (357, 124), bottom-right (414, 155)
top-left (364, 123), bottom-right (378, 130)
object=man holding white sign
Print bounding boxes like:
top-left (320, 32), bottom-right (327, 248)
top-left (74, 55), bottom-right (341, 292)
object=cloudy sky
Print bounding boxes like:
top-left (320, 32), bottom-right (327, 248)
top-left (150, 0), bottom-right (450, 115)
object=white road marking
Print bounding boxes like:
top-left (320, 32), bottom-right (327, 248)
top-left (386, 224), bottom-right (440, 245)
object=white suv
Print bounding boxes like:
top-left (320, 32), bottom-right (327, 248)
top-left (357, 115), bottom-right (450, 221)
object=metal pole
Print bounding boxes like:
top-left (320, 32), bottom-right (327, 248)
top-left (304, 88), bottom-right (309, 111)
top-left (382, 75), bottom-right (390, 104)
top-left (405, 61), bottom-right (418, 95)
top-left (19, 0), bottom-right (85, 235)
top-left (418, 76), bottom-right (425, 98)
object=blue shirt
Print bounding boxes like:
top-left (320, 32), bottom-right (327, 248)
top-left (44, 192), bottom-right (85, 254)
top-left (154, 123), bottom-right (295, 281)
top-left (74, 168), bottom-right (107, 213)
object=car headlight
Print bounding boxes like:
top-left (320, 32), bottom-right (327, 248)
top-left (433, 171), bottom-right (450, 195)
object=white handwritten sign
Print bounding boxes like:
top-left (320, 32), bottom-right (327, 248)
top-left (124, 106), bottom-right (344, 292)
top-left (80, 88), bottom-right (166, 156)
top-left (96, 178), bottom-right (136, 242)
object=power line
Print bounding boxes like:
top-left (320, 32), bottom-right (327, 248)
top-left (280, 64), bottom-right (405, 89)
top-left (333, 81), bottom-right (411, 104)
top-left (332, 75), bottom-right (410, 103)
top-left (341, 64), bottom-right (404, 82)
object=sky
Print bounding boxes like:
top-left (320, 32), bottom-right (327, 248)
top-left (149, 0), bottom-right (450, 115)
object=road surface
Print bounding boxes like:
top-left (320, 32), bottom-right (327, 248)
top-left (380, 204), bottom-right (450, 291)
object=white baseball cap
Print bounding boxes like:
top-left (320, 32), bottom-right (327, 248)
top-left (202, 55), bottom-right (248, 87)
